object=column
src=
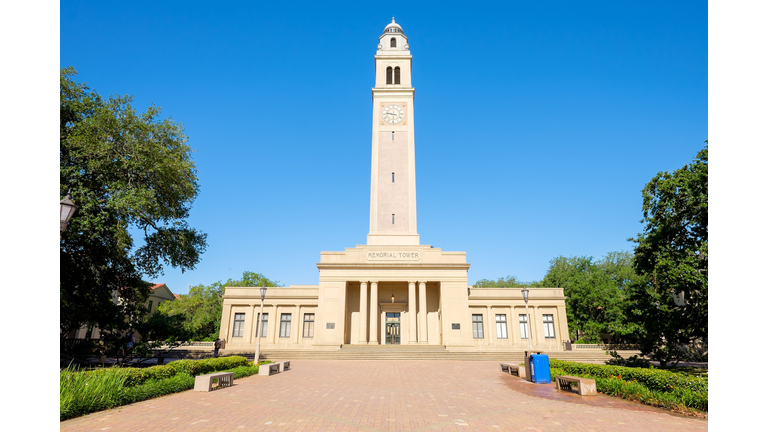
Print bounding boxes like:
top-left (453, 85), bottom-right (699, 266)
top-left (293, 305), bottom-right (301, 344)
top-left (487, 305), bottom-right (495, 345)
top-left (408, 281), bottom-right (417, 344)
top-left (359, 281), bottom-right (368, 344)
top-left (249, 304), bottom-right (257, 344)
top-left (220, 303), bottom-right (233, 341)
top-left (418, 281), bottom-right (427, 344)
top-left (369, 281), bottom-right (379, 344)
top-left (269, 305), bottom-right (278, 344)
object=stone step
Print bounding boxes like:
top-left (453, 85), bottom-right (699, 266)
top-left (216, 349), bottom-right (637, 363)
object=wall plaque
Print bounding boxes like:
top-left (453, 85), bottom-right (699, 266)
top-left (452, 323), bottom-right (460, 330)
top-left (326, 323), bottom-right (335, 329)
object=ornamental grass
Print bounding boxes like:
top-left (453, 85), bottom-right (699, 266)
top-left (60, 356), bottom-right (260, 420)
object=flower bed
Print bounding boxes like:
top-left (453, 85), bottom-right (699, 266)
top-left (61, 356), bottom-right (261, 420)
top-left (549, 359), bottom-right (707, 412)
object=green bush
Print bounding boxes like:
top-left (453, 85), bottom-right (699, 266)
top-left (76, 356), bottom-right (250, 387)
top-left (549, 359), bottom-right (707, 393)
top-left (120, 373), bottom-right (195, 405)
top-left (61, 356), bottom-right (255, 420)
top-left (550, 361), bottom-right (708, 412)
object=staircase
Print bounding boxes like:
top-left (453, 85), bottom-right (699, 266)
top-left (219, 345), bottom-right (640, 363)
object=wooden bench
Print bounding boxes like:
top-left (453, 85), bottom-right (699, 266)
top-left (554, 375), bottom-right (597, 396)
top-left (193, 372), bottom-right (234, 392)
top-left (258, 362), bottom-right (280, 376)
top-left (279, 360), bottom-right (290, 371)
top-left (500, 362), bottom-right (527, 378)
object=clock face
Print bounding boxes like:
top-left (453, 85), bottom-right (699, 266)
top-left (382, 104), bottom-right (405, 124)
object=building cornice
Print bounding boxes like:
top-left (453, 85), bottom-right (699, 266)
top-left (316, 263), bottom-right (470, 270)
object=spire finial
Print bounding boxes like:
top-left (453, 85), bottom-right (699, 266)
top-left (392, 17), bottom-right (395, 23)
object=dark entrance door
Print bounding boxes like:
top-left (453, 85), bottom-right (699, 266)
top-left (385, 312), bottom-right (401, 345)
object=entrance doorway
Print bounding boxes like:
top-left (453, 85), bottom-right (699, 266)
top-left (385, 312), bottom-right (401, 345)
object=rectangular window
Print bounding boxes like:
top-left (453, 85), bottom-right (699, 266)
top-left (232, 313), bottom-right (245, 337)
top-left (543, 314), bottom-right (556, 339)
top-left (279, 313), bottom-right (291, 338)
top-left (392, 172), bottom-right (395, 182)
top-left (392, 131), bottom-right (395, 140)
top-left (496, 314), bottom-right (508, 339)
top-left (392, 214), bottom-right (395, 224)
top-left (148, 300), bottom-right (153, 313)
top-left (519, 314), bottom-right (529, 339)
top-left (256, 313), bottom-right (268, 338)
top-left (472, 314), bottom-right (484, 339)
top-left (303, 313), bottom-right (315, 338)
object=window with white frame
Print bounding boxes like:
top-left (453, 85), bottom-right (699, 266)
top-left (519, 314), bottom-right (529, 339)
top-left (472, 314), bottom-right (484, 339)
top-left (232, 313), bottom-right (245, 337)
top-left (279, 313), bottom-right (291, 338)
top-left (256, 313), bottom-right (268, 338)
top-left (496, 314), bottom-right (508, 339)
top-left (303, 313), bottom-right (315, 338)
top-left (543, 314), bottom-right (556, 339)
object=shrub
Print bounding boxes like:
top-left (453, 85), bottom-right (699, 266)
top-left (549, 361), bottom-right (708, 412)
top-left (120, 373), bottom-right (195, 405)
top-left (61, 356), bottom-right (255, 420)
top-left (75, 355), bottom-right (250, 387)
top-left (549, 359), bottom-right (707, 393)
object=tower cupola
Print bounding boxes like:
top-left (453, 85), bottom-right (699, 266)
top-left (378, 17), bottom-right (409, 52)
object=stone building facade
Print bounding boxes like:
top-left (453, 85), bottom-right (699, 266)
top-left (219, 19), bottom-right (569, 352)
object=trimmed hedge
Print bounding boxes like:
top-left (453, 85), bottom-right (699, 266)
top-left (78, 356), bottom-right (251, 387)
top-left (549, 360), bottom-right (708, 412)
top-left (61, 357), bottom-right (260, 420)
top-left (120, 373), bottom-right (195, 405)
top-left (548, 359), bottom-right (707, 393)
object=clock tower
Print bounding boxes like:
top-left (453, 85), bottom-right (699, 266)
top-left (368, 18), bottom-right (419, 246)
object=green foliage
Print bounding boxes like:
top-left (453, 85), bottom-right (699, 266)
top-left (60, 356), bottom-right (257, 420)
top-left (548, 359), bottom-right (707, 393)
top-left (60, 364), bottom-right (127, 420)
top-left (628, 144), bottom-right (708, 367)
top-left (550, 363), bottom-right (707, 412)
top-left (157, 271), bottom-right (279, 340)
top-left (473, 276), bottom-right (542, 288)
top-left (78, 355), bottom-right (250, 387)
top-left (60, 67), bottom-right (207, 342)
top-left (119, 373), bottom-right (195, 407)
top-left (540, 252), bottom-right (645, 343)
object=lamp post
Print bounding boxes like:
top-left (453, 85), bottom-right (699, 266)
top-left (522, 287), bottom-right (532, 352)
top-left (254, 283), bottom-right (266, 365)
top-left (60, 191), bottom-right (77, 236)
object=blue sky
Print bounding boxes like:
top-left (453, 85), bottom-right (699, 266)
top-left (60, 1), bottom-right (707, 294)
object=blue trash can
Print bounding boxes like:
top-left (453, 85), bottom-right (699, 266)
top-left (529, 353), bottom-right (551, 384)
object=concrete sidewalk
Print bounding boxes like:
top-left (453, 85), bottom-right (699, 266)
top-left (61, 360), bottom-right (707, 432)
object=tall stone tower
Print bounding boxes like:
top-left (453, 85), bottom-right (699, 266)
top-left (367, 18), bottom-right (419, 246)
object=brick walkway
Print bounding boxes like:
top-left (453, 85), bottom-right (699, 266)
top-left (60, 360), bottom-right (707, 432)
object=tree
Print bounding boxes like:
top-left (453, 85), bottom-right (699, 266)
top-left (60, 67), bottom-right (207, 342)
top-left (156, 271), bottom-right (279, 341)
top-left (473, 275), bottom-right (541, 288)
top-left (628, 144), bottom-right (708, 367)
top-left (540, 252), bottom-right (644, 343)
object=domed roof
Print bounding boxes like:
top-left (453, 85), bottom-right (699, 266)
top-left (384, 17), bottom-right (402, 32)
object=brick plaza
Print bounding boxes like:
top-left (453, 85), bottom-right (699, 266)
top-left (60, 360), bottom-right (707, 432)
